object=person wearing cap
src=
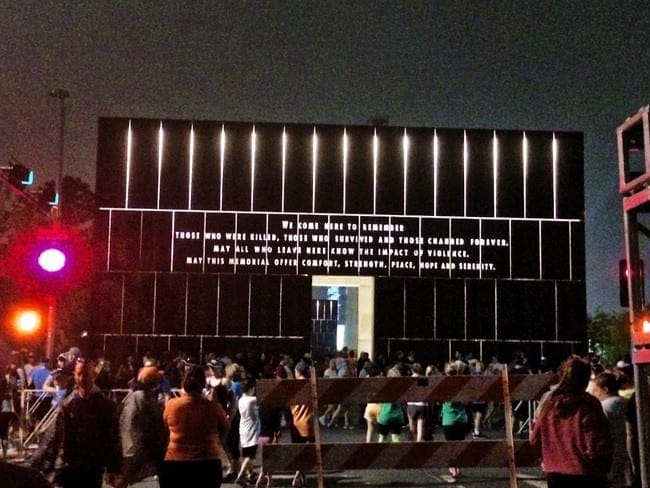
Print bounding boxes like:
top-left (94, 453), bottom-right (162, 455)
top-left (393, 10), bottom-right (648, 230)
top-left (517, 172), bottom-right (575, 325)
top-left (112, 365), bottom-right (168, 488)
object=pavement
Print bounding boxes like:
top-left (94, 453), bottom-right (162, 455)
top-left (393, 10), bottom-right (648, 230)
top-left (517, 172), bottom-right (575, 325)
top-left (7, 424), bottom-right (547, 487)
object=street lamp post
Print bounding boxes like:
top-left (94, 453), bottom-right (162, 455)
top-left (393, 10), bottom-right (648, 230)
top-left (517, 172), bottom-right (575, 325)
top-left (46, 88), bottom-right (69, 360)
top-left (49, 88), bottom-right (69, 221)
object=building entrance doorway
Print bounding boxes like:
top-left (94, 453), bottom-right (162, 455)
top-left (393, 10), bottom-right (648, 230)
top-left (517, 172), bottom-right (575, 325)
top-left (311, 276), bottom-right (374, 363)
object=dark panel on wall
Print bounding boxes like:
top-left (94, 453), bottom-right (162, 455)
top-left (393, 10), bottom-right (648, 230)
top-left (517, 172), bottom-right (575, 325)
top-left (526, 132), bottom-right (554, 219)
top-left (556, 132), bottom-right (584, 220)
top-left (104, 335), bottom-right (137, 366)
top-left (109, 211), bottom-right (141, 271)
top-left (345, 126), bottom-right (374, 214)
top-left (142, 212), bottom-right (173, 271)
top-left (436, 129), bottom-right (464, 217)
top-left (123, 273), bottom-right (155, 334)
top-left (187, 274), bottom-right (219, 336)
top-left (191, 121), bottom-right (221, 211)
top-left (542, 222), bottom-right (570, 280)
top-left (218, 275), bottom-right (250, 336)
top-left (253, 124), bottom-right (284, 212)
top-left (376, 127), bottom-right (404, 215)
top-left (94, 274), bottom-right (124, 334)
top-left (280, 276), bottom-right (311, 337)
top-left (466, 130), bottom-right (494, 217)
top-left (169, 336), bottom-right (200, 359)
top-left (222, 123), bottom-right (253, 211)
top-left (497, 281), bottom-right (525, 340)
top-left (137, 336), bottom-right (171, 359)
top-left (374, 278), bottom-right (405, 339)
top-left (315, 125), bottom-right (344, 214)
top-left (160, 120), bottom-right (191, 209)
top-left (466, 280), bottom-right (495, 340)
top-left (404, 279), bottom-right (434, 338)
top-left (96, 118), bottom-right (128, 208)
top-left (524, 281), bottom-right (556, 340)
top-left (496, 131), bottom-right (524, 218)
top-left (128, 119), bottom-right (160, 209)
top-left (406, 128), bottom-right (435, 216)
top-left (557, 281), bottom-right (587, 341)
top-left (154, 273), bottom-right (187, 335)
top-left (435, 279), bottom-right (464, 339)
top-left (511, 220), bottom-right (539, 279)
top-left (284, 125), bottom-right (314, 213)
top-left (250, 275), bottom-right (281, 336)
top-left (571, 221), bottom-right (586, 280)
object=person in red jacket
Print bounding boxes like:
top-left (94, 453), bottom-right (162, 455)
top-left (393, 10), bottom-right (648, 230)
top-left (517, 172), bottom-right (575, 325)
top-left (530, 355), bottom-right (613, 488)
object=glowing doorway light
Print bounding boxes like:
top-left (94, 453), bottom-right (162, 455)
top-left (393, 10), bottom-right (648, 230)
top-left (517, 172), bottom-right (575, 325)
top-left (16, 310), bottom-right (41, 334)
top-left (250, 126), bottom-right (257, 211)
top-left (312, 128), bottom-right (318, 213)
top-left (188, 125), bottom-right (195, 209)
top-left (403, 129), bottom-right (409, 215)
top-left (433, 131), bottom-right (439, 216)
top-left (522, 132), bottom-right (528, 218)
top-left (493, 131), bottom-right (499, 217)
top-left (342, 128), bottom-right (348, 213)
top-left (463, 130), bottom-right (468, 217)
top-left (157, 122), bottom-right (164, 209)
top-left (125, 121), bottom-right (133, 208)
top-left (373, 129), bottom-right (379, 214)
top-left (552, 134), bottom-right (558, 219)
top-left (38, 248), bottom-right (66, 272)
top-left (281, 128), bottom-right (287, 212)
top-left (219, 125), bottom-right (226, 211)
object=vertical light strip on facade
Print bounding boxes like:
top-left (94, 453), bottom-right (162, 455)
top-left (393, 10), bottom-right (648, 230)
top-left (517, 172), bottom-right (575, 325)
top-left (403, 129), bottom-right (409, 215)
top-left (219, 125), bottom-right (225, 211)
top-left (312, 127), bottom-right (318, 213)
top-left (250, 126), bottom-right (257, 211)
top-left (492, 131), bottom-right (499, 217)
top-left (569, 223), bottom-right (573, 281)
top-left (281, 128), bottom-right (287, 213)
top-left (342, 128), bottom-right (348, 213)
top-left (170, 210), bottom-right (175, 272)
top-left (433, 131), bottom-right (439, 216)
top-left (106, 210), bottom-right (113, 271)
top-left (157, 122), bottom-right (164, 209)
top-left (522, 132), bottom-right (528, 218)
top-left (373, 130), bottom-right (378, 214)
top-left (188, 125), bottom-right (195, 210)
top-left (463, 130), bottom-right (468, 217)
top-left (125, 121), bottom-right (132, 208)
top-left (552, 133), bottom-right (558, 219)
top-left (538, 220), bottom-right (543, 279)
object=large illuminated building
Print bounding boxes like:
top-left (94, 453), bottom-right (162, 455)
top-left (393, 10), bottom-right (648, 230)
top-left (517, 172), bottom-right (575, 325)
top-left (94, 119), bottom-right (585, 367)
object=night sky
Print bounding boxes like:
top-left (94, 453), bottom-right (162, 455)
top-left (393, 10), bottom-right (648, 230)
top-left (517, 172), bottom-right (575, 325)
top-left (2, 1), bottom-right (648, 313)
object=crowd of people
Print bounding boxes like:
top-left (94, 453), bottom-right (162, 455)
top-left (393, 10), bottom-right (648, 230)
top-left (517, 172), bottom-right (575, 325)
top-left (0, 345), bottom-right (641, 487)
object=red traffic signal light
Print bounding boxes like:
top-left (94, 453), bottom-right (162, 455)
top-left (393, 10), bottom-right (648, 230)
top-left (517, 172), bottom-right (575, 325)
top-left (1, 225), bottom-right (92, 296)
top-left (632, 313), bottom-right (650, 364)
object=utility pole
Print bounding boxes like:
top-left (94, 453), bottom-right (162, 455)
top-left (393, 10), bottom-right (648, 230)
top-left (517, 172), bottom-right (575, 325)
top-left (618, 105), bottom-right (650, 488)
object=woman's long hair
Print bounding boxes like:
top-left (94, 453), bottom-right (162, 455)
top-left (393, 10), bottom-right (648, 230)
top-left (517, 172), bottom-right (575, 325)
top-left (540, 355), bottom-right (591, 417)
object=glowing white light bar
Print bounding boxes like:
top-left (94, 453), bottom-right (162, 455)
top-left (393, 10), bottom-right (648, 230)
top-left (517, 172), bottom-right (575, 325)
top-left (463, 130), bottom-right (468, 217)
top-left (433, 131), bottom-right (439, 216)
top-left (282, 128), bottom-right (287, 213)
top-left (125, 121), bottom-right (132, 208)
top-left (403, 129), bottom-right (409, 214)
top-left (157, 122), bottom-right (164, 209)
top-left (343, 128), bottom-right (348, 213)
top-left (493, 131), bottom-right (498, 217)
top-left (220, 125), bottom-right (225, 211)
top-left (373, 130), bottom-right (379, 214)
top-left (250, 126), bottom-right (256, 211)
top-left (312, 128), bottom-right (318, 213)
top-left (552, 134), bottom-right (558, 219)
top-left (188, 125), bottom-right (195, 209)
top-left (522, 132), bottom-right (528, 218)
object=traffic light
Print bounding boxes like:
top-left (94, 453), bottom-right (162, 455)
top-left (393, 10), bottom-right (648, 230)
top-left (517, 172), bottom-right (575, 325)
top-left (632, 312), bottom-right (650, 364)
top-left (1, 224), bottom-right (92, 297)
top-left (620, 258), bottom-right (645, 307)
top-left (1, 163), bottom-right (34, 189)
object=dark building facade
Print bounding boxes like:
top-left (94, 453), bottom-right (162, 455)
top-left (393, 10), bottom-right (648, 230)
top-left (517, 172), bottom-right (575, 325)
top-left (94, 118), bottom-right (585, 367)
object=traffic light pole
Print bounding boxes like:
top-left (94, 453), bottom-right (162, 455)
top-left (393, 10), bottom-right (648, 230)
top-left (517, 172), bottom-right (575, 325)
top-left (619, 106), bottom-right (650, 488)
top-left (45, 295), bottom-right (57, 363)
